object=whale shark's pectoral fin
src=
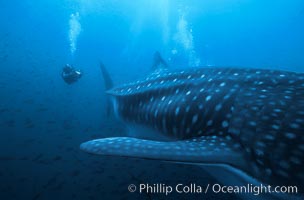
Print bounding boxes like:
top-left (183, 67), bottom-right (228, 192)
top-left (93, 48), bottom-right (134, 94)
top-left (80, 136), bottom-right (245, 166)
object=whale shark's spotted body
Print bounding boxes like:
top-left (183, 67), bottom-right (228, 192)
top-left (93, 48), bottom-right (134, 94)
top-left (81, 66), bottom-right (304, 188)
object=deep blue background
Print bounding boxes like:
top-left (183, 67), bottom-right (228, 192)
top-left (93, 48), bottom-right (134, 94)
top-left (0, 0), bottom-right (303, 199)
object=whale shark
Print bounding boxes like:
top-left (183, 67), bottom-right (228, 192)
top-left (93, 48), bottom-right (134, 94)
top-left (80, 53), bottom-right (304, 190)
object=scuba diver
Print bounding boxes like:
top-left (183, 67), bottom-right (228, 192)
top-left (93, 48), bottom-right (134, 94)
top-left (61, 64), bottom-right (82, 84)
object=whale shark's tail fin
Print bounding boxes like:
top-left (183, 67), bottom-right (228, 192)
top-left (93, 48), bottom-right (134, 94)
top-left (151, 51), bottom-right (168, 71)
top-left (99, 62), bottom-right (114, 117)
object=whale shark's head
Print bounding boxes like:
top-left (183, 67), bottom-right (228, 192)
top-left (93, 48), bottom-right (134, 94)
top-left (81, 57), bottom-right (304, 192)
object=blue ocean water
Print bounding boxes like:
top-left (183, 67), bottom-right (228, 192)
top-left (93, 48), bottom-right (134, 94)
top-left (0, 0), bottom-right (304, 200)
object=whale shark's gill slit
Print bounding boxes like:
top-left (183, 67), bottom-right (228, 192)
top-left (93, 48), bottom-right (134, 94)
top-left (80, 136), bottom-right (246, 167)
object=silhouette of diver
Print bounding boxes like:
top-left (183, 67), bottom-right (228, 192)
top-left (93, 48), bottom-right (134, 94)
top-left (61, 64), bottom-right (82, 84)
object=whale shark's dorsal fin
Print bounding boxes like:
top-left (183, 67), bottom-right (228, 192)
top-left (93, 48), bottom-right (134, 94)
top-left (151, 51), bottom-right (168, 71)
top-left (100, 52), bottom-right (167, 90)
top-left (99, 62), bottom-right (114, 117)
top-left (100, 62), bottom-right (113, 90)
